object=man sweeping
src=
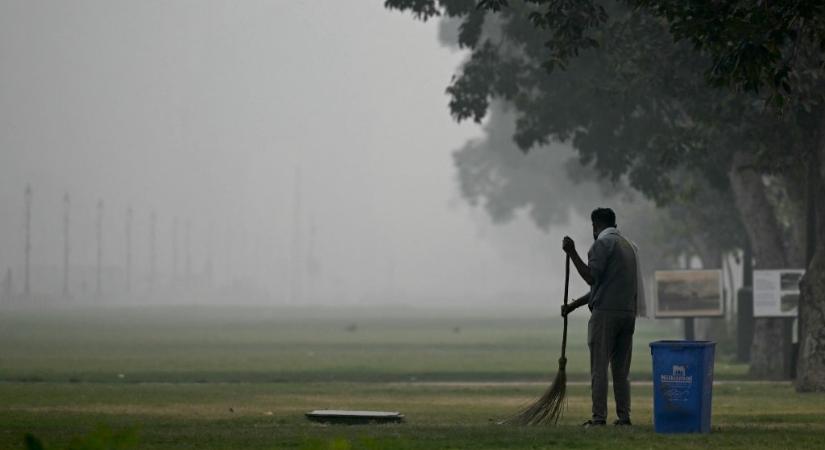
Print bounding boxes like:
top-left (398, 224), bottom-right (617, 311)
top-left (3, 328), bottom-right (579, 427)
top-left (561, 207), bottom-right (646, 428)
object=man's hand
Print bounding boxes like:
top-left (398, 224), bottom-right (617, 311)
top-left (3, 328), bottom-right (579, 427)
top-left (563, 235), bottom-right (594, 285)
top-left (562, 236), bottom-right (576, 255)
top-left (562, 295), bottom-right (589, 317)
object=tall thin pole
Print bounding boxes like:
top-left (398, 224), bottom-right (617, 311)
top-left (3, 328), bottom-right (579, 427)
top-left (96, 199), bottom-right (104, 299)
top-left (223, 221), bottom-right (231, 287)
top-left (206, 220), bottom-right (214, 287)
top-left (2, 268), bottom-right (11, 304)
top-left (172, 217), bottom-right (178, 285)
top-left (308, 214), bottom-right (317, 276)
top-left (125, 206), bottom-right (133, 294)
top-left (23, 185), bottom-right (32, 300)
top-left (63, 193), bottom-right (71, 299)
top-left (290, 167), bottom-right (302, 303)
top-left (306, 214), bottom-right (321, 300)
top-left (149, 211), bottom-right (156, 292)
top-left (185, 220), bottom-right (191, 286)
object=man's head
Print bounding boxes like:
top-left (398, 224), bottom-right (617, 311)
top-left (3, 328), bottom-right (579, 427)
top-left (591, 207), bottom-right (617, 240)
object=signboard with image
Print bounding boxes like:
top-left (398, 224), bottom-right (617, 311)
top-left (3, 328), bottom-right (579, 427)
top-left (753, 269), bottom-right (804, 318)
top-left (654, 270), bottom-right (724, 318)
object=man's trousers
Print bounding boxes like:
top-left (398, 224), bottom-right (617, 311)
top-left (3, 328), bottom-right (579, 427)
top-left (587, 309), bottom-right (635, 423)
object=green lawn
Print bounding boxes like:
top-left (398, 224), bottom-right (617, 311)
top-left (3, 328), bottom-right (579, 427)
top-left (0, 306), bottom-right (746, 383)
top-left (1, 306), bottom-right (820, 449)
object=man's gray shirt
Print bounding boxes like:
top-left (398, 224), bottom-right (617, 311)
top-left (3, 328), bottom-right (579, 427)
top-left (586, 229), bottom-right (638, 313)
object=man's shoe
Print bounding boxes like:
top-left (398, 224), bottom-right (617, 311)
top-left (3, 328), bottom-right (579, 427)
top-left (581, 419), bottom-right (606, 428)
top-left (614, 419), bottom-right (632, 426)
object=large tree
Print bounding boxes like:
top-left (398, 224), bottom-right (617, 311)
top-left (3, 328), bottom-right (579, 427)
top-left (385, 0), bottom-right (813, 380)
top-left (471, 0), bottom-right (825, 391)
top-left (632, 0), bottom-right (825, 394)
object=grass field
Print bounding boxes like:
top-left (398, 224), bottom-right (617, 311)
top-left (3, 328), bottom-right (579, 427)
top-left (1, 306), bottom-right (823, 449)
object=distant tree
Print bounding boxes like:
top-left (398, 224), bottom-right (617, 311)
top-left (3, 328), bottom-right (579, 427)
top-left (452, 103), bottom-right (742, 269)
top-left (452, 104), bottom-right (620, 229)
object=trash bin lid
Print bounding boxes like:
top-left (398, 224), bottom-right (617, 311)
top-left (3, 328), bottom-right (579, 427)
top-left (649, 340), bottom-right (716, 349)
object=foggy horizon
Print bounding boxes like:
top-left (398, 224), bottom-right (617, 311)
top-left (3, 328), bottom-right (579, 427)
top-left (0, 1), bottom-right (601, 306)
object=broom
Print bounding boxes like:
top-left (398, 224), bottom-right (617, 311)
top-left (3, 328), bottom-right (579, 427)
top-left (507, 254), bottom-right (571, 425)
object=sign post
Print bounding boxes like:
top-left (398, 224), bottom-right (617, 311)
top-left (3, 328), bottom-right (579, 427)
top-left (753, 269), bottom-right (803, 379)
top-left (654, 270), bottom-right (724, 340)
top-left (753, 270), bottom-right (803, 318)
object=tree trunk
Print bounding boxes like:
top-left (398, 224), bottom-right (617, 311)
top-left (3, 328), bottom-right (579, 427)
top-left (796, 126), bottom-right (825, 392)
top-left (797, 237), bottom-right (825, 390)
top-left (780, 172), bottom-right (807, 267)
top-left (729, 150), bottom-right (789, 379)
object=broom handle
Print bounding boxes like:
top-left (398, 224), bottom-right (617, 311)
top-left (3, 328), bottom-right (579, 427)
top-left (560, 254), bottom-right (570, 361)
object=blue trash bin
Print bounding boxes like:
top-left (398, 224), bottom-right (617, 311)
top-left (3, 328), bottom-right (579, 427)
top-left (649, 340), bottom-right (715, 433)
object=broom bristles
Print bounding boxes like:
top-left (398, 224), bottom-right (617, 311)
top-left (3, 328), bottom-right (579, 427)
top-left (507, 254), bottom-right (570, 426)
top-left (505, 358), bottom-right (567, 426)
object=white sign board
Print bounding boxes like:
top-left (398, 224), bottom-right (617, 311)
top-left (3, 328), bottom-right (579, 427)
top-left (753, 269), bottom-right (804, 318)
top-left (654, 270), bottom-right (724, 318)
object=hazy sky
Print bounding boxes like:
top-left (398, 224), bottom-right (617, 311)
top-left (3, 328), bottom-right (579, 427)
top-left (0, 1), bottom-right (593, 304)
